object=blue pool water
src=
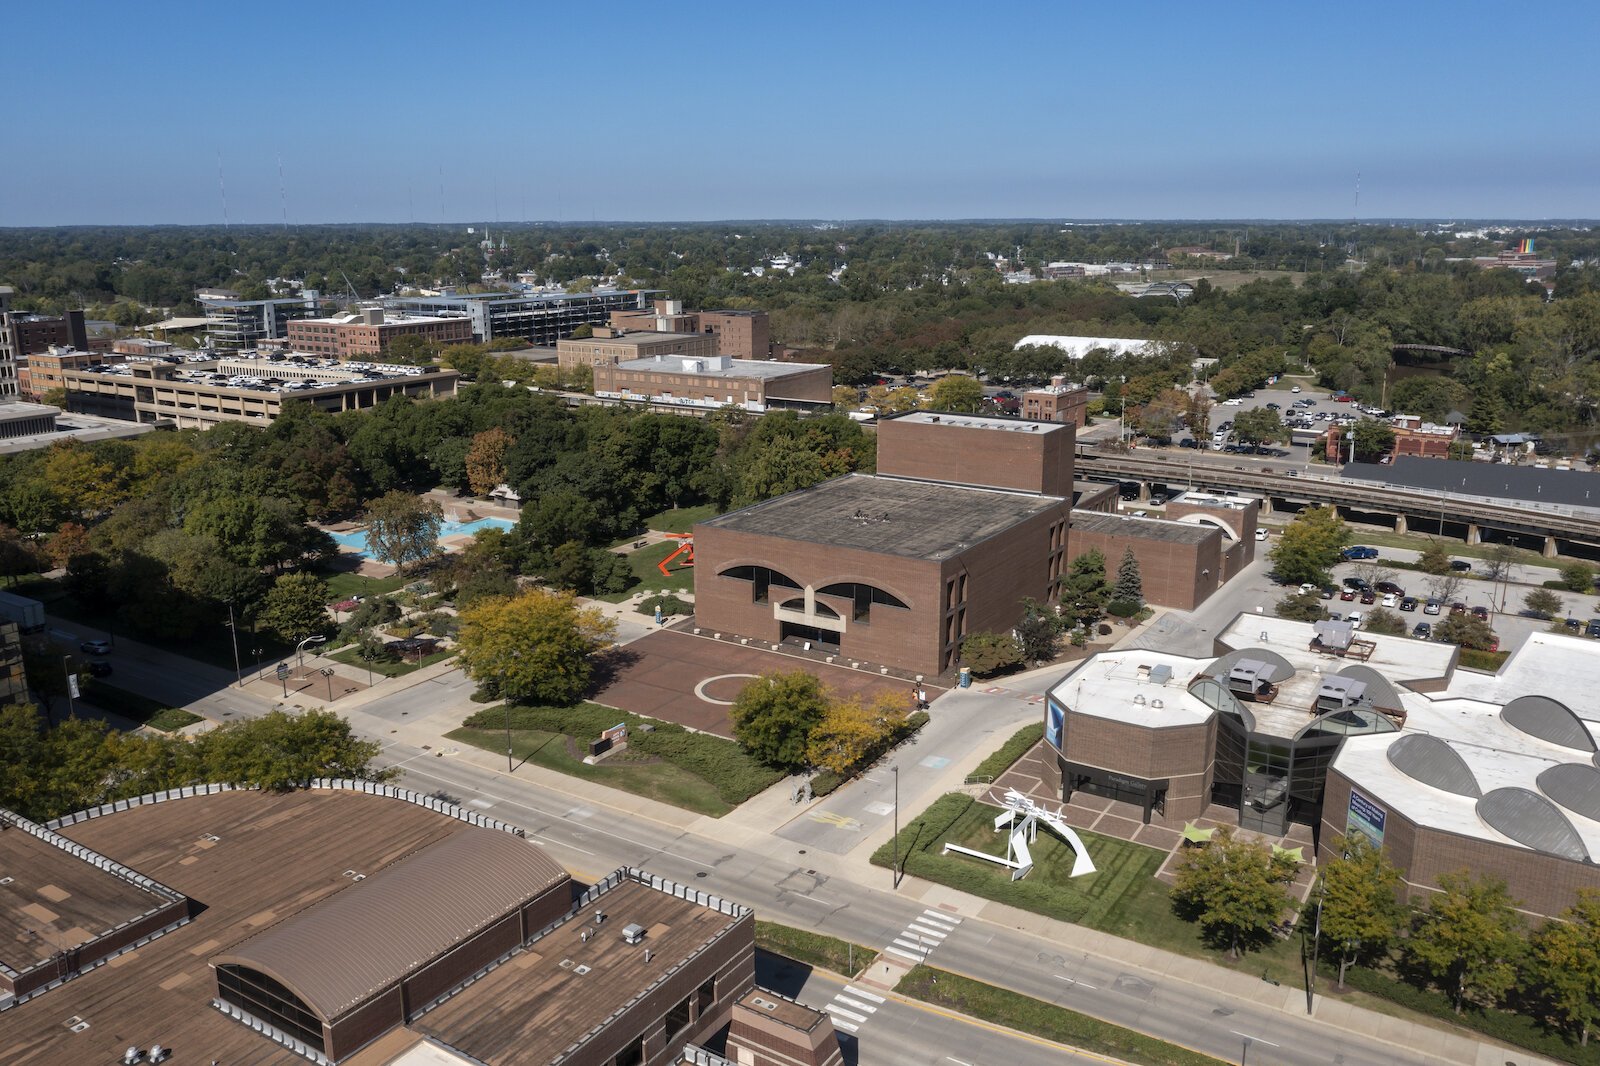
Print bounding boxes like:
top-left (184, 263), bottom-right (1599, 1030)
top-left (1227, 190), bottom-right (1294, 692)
top-left (330, 516), bottom-right (515, 559)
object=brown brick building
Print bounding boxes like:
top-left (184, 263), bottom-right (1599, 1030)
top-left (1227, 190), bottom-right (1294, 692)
top-left (558, 328), bottom-right (720, 370)
top-left (1041, 618), bottom-right (1600, 920)
top-left (1021, 377), bottom-right (1089, 426)
top-left (21, 345), bottom-right (123, 400)
top-left (595, 353), bottom-right (832, 414)
top-left (0, 286), bottom-right (89, 400)
top-left (285, 308), bottom-right (473, 359)
top-left (611, 299), bottom-right (775, 360)
top-left (2, 784), bottom-right (842, 1066)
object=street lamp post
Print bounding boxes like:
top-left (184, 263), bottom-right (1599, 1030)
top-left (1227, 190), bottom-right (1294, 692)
top-left (296, 634), bottom-right (326, 675)
top-left (1305, 876), bottom-right (1325, 1015)
top-left (62, 656), bottom-right (76, 719)
top-left (226, 601), bottom-right (243, 688)
top-left (890, 765), bottom-right (900, 890)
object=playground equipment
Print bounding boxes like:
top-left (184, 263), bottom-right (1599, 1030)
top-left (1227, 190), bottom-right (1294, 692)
top-left (657, 533), bottom-right (695, 578)
top-left (942, 788), bottom-right (1097, 880)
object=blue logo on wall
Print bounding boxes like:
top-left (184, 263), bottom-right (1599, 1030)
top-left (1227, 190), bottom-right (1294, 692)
top-left (1046, 703), bottom-right (1064, 750)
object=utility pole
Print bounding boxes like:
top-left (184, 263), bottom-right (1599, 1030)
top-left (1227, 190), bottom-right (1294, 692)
top-left (891, 765), bottom-right (900, 889)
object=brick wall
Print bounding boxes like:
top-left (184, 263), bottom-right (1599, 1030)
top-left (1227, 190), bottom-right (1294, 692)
top-left (876, 416), bottom-right (1075, 496)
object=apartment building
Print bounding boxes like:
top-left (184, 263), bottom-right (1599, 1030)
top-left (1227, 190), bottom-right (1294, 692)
top-left (286, 307), bottom-right (473, 359)
top-left (610, 299), bottom-right (775, 360)
top-left (557, 328), bottom-right (720, 370)
top-left (594, 353), bottom-right (832, 412)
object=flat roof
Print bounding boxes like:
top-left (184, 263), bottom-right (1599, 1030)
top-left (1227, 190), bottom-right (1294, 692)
top-left (613, 355), bottom-right (829, 380)
top-left (1047, 651), bottom-right (1214, 728)
top-left (700, 473), bottom-right (1062, 560)
top-left (1442, 630), bottom-right (1600, 726)
top-left (0, 402), bottom-right (60, 420)
top-left (563, 331), bottom-right (708, 345)
top-left (412, 876), bottom-right (744, 1065)
top-left (1071, 511), bottom-right (1216, 544)
top-left (0, 789), bottom-right (477, 1064)
top-left (890, 410), bottom-right (1071, 434)
top-left (0, 815), bottom-right (177, 974)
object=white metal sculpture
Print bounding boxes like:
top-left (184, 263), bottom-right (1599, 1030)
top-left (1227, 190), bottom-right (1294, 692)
top-left (943, 789), bottom-right (1097, 880)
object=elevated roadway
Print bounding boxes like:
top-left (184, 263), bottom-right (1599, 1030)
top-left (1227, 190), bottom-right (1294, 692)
top-left (1075, 447), bottom-right (1600, 557)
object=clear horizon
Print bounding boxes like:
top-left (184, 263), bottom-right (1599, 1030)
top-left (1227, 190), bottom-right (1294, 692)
top-left (7, 1), bottom-right (1597, 226)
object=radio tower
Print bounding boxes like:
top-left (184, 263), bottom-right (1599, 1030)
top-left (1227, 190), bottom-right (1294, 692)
top-left (217, 150), bottom-right (229, 229)
top-left (277, 154), bottom-right (289, 230)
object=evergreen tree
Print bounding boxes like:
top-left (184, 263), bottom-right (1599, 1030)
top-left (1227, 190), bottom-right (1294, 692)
top-left (1113, 548), bottom-right (1144, 607)
top-left (1059, 549), bottom-right (1111, 627)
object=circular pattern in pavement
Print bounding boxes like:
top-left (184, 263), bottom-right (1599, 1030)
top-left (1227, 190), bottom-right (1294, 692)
top-left (694, 673), bottom-right (762, 706)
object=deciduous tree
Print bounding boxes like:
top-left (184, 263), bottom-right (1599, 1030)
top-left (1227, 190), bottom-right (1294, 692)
top-left (465, 427), bottom-right (514, 497)
top-left (922, 375), bottom-right (984, 413)
top-left (364, 491), bottom-right (444, 574)
top-left (259, 572), bottom-right (331, 644)
top-left (1349, 419), bottom-right (1396, 462)
top-left (1434, 612), bottom-right (1497, 650)
top-left (729, 671), bottom-right (831, 770)
top-left (1407, 871), bottom-right (1524, 1014)
top-left (1417, 540), bottom-right (1452, 575)
top-left (806, 693), bottom-right (902, 776)
top-left (1318, 835), bottom-right (1407, 988)
top-left (1171, 826), bottom-right (1298, 959)
top-left (455, 588), bottom-right (616, 706)
top-left (1524, 588), bottom-right (1563, 619)
top-left (962, 631), bottom-right (1023, 676)
top-left (1531, 889), bottom-right (1600, 1047)
top-left (1269, 506), bottom-right (1350, 586)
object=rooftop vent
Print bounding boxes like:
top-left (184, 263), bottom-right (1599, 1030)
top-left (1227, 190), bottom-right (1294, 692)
top-left (1149, 664), bottom-right (1173, 686)
top-left (622, 923), bottom-right (646, 945)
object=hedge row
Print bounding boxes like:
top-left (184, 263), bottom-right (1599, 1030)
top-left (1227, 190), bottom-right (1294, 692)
top-left (965, 723), bottom-right (1044, 784)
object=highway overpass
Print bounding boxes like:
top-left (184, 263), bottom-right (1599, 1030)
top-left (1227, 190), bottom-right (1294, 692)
top-left (1075, 447), bottom-right (1600, 559)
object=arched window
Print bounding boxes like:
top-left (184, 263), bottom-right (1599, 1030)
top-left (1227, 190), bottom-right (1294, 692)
top-left (816, 582), bottom-right (909, 623)
top-left (780, 597), bottom-right (840, 619)
top-left (718, 565), bottom-right (801, 604)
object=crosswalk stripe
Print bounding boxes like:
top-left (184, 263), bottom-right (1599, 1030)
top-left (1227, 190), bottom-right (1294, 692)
top-left (920, 910), bottom-right (961, 928)
top-left (906, 922), bottom-right (948, 939)
top-left (891, 937), bottom-right (931, 953)
top-left (835, 996), bottom-right (877, 1013)
top-left (831, 1017), bottom-right (859, 1032)
top-left (828, 1004), bottom-right (869, 1023)
top-left (885, 945), bottom-right (927, 962)
top-left (846, 986), bottom-right (886, 1003)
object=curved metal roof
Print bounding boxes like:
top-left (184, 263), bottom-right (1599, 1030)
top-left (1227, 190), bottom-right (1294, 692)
top-left (1502, 695), bottom-right (1597, 752)
top-left (1476, 787), bottom-right (1591, 862)
top-left (212, 828), bottom-right (569, 1021)
top-left (1386, 734), bottom-right (1481, 797)
top-left (1537, 763), bottom-right (1600, 824)
top-left (1205, 648), bottom-right (1296, 686)
top-left (1333, 664), bottom-right (1406, 714)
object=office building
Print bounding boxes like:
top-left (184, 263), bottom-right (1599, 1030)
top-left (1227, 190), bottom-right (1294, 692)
top-left (198, 290), bottom-right (327, 349)
top-left (610, 300), bottom-right (775, 360)
top-left (558, 329), bottom-right (720, 371)
top-left (0, 783), bottom-right (841, 1066)
top-left (1021, 377), bottom-right (1089, 426)
top-left (385, 289), bottom-right (657, 346)
top-left (0, 286), bottom-right (89, 401)
top-left (286, 308), bottom-right (473, 359)
top-left (593, 354), bottom-right (832, 414)
top-left (20, 346), bottom-right (124, 400)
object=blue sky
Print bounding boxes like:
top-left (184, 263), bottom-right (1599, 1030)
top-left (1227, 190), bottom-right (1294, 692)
top-left (4, 1), bottom-right (1597, 224)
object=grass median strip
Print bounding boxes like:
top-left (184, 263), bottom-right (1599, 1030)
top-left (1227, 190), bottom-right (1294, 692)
top-left (965, 722), bottom-right (1043, 783)
top-left (754, 921), bottom-right (871, 978)
top-left (897, 964), bottom-right (1224, 1066)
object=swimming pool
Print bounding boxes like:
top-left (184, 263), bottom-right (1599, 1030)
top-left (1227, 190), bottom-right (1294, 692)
top-left (329, 516), bottom-right (516, 559)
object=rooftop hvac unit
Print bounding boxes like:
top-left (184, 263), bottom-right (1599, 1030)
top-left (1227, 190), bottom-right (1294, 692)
top-left (622, 923), bottom-right (646, 945)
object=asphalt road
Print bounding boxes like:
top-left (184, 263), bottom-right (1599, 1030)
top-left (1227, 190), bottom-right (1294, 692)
top-left (391, 739), bottom-right (1470, 1066)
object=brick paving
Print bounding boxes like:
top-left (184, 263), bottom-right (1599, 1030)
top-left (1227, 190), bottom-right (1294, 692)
top-left (593, 629), bottom-right (943, 738)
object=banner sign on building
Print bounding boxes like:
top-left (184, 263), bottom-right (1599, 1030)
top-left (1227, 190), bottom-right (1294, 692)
top-left (1046, 703), bottom-right (1064, 751)
top-left (1346, 788), bottom-right (1386, 848)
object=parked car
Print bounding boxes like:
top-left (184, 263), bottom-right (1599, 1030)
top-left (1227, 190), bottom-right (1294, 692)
top-left (1564, 618), bottom-right (1581, 633)
top-left (1424, 600), bottom-right (1443, 615)
top-left (1588, 619), bottom-right (1600, 638)
top-left (1471, 605), bottom-right (1490, 621)
top-left (79, 639), bottom-right (110, 655)
top-left (1255, 528), bottom-right (1269, 541)
top-left (86, 660), bottom-right (113, 678)
top-left (1450, 602), bottom-right (1468, 614)
top-left (1375, 581), bottom-right (1405, 596)
top-left (1382, 593), bottom-right (1398, 609)
top-left (1342, 546), bottom-right (1379, 560)
top-left (1149, 493), bottom-right (1169, 506)
top-left (1449, 559), bottom-right (1472, 572)
top-left (1320, 586), bottom-right (1337, 600)
top-left (1340, 588), bottom-right (1357, 602)
top-left (1342, 577), bottom-right (1371, 591)
top-left (1399, 597), bottom-right (1418, 612)
top-left (1298, 583), bottom-right (1318, 595)
top-left (1360, 590), bottom-right (1377, 605)
top-left (1412, 622), bottom-right (1432, 639)
top-left (1178, 437), bottom-right (1200, 448)
top-left (1347, 611), bottom-right (1364, 629)
top-left (1222, 397), bottom-right (1244, 406)
top-left (1290, 385), bottom-right (1302, 393)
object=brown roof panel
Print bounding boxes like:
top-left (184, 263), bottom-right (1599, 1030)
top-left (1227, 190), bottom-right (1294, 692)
top-left (212, 828), bottom-right (569, 1021)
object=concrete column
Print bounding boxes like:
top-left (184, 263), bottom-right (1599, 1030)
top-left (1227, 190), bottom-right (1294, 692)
top-left (1466, 523), bottom-right (1481, 545)
top-left (1545, 535), bottom-right (1559, 559)
top-left (1394, 512), bottom-right (1408, 533)
top-left (1259, 495), bottom-right (1274, 516)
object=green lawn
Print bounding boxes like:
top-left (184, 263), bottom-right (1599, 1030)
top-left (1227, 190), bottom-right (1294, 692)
top-left (81, 683), bottom-right (187, 729)
top-left (754, 921), bottom-right (870, 978)
top-left (874, 794), bottom-right (1309, 986)
top-left (326, 645), bottom-right (455, 678)
top-left (643, 503), bottom-right (718, 534)
top-left (898, 965), bottom-right (1224, 1066)
top-left (447, 724), bottom-right (736, 817)
top-left (322, 570), bottom-right (411, 600)
top-left (446, 701), bottom-right (783, 817)
top-left (595, 539), bottom-right (697, 604)
top-left (146, 707), bottom-right (203, 732)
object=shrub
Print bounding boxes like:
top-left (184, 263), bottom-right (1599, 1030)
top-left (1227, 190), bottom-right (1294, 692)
top-left (966, 723), bottom-right (1044, 784)
top-left (638, 593), bottom-right (693, 617)
top-left (961, 631), bottom-right (1023, 676)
